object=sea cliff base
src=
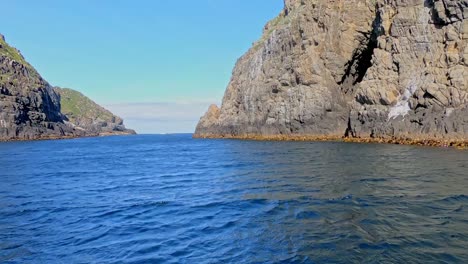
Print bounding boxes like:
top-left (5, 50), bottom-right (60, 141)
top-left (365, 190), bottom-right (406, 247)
top-left (193, 134), bottom-right (467, 150)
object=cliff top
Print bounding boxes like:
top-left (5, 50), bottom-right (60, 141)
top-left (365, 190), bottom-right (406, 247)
top-left (0, 34), bottom-right (29, 65)
top-left (0, 33), bottom-right (42, 85)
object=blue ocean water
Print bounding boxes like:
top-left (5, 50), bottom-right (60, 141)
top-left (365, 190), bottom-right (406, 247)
top-left (0, 134), bottom-right (467, 263)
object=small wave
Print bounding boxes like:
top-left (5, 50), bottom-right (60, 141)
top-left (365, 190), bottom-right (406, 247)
top-left (359, 178), bottom-right (387, 183)
top-left (74, 228), bottom-right (111, 246)
top-left (295, 210), bottom-right (320, 220)
top-left (437, 195), bottom-right (468, 203)
top-left (201, 220), bottom-right (238, 233)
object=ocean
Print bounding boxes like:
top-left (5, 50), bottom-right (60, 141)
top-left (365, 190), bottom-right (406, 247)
top-left (1, 134), bottom-right (467, 263)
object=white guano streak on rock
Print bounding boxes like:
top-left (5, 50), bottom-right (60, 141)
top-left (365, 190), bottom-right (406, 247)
top-left (388, 6), bottom-right (433, 121)
top-left (388, 79), bottom-right (418, 120)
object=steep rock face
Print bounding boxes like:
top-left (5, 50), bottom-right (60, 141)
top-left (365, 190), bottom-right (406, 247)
top-left (55, 87), bottom-right (136, 135)
top-left (195, 0), bottom-right (468, 142)
top-left (0, 34), bottom-right (135, 140)
top-left (0, 34), bottom-right (79, 140)
top-left (349, 0), bottom-right (468, 140)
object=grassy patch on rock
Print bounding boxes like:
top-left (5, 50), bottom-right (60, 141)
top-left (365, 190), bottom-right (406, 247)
top-left (57, 87), bottom-right (116, 122)
top-left (0, 35), bottom-right (29, 65)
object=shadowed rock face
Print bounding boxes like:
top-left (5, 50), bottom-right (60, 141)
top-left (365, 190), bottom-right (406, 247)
top-left (0, 34), bottom-right (79, 140)
top-left (195, 0), bottom-right (468, 142)
top-left (0, 34), bottom-right (134, 140)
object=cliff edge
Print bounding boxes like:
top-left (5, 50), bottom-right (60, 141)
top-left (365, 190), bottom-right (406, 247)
top-left (195, 0), bottom-right (468, 146)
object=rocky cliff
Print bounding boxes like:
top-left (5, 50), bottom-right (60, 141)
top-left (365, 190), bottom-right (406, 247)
top-left (0, 34), bottom-right (134, 141)
top-left (55, 87), bottom-right (136, 136)
top-left (195, 0), bottom-right (468, 146)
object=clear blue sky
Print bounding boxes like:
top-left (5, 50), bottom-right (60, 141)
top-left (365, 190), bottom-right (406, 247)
top-left (1, 0), bottom-right (283, 133)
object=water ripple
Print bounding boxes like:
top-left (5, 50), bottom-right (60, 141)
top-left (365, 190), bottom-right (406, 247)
top-left (0, 134), bottom-right (467, 263)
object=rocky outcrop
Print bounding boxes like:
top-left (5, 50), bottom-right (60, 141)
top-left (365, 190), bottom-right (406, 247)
top-left (195, 0), bottom-right (468, 145)
top-left (55, 87), bottom-right (136, 136)
top-left (0, 34), bottom-right (80, 140)
top-left (0, 34), bottom-right (134, 141)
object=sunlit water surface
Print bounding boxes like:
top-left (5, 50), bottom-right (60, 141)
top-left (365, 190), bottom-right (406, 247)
top-left (1, 134), bottom-right (467, 263)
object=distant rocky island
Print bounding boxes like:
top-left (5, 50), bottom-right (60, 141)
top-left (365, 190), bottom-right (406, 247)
top-left (0, 34), bottom-right (135, 141)
top-left (195, 0), bottom-right (467, 148)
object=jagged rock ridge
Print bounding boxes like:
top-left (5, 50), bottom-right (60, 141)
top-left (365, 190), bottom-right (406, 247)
top-left (195, 0), bottom-right (467, 144)
top-left (0, 34), bottom-right (135, 140)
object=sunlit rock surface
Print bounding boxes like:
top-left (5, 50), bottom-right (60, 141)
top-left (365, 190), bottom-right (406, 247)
top-left (195, 0), bottom-right (468, 143)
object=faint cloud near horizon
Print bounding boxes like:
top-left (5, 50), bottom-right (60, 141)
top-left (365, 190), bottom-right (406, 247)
top-left (104, 101), bottom-right (218, 134)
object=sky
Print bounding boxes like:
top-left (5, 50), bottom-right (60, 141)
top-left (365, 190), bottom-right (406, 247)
top-left (1, 0), bottom-right (283, 133)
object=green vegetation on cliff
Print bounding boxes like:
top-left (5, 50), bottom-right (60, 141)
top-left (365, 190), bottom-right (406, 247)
top-left (56, 87), bottom-right (135, 135)
top-left (0, 37), bottom-right (26, 64)
top-left (57, 88), bottom-right (116, 123)
top-left (0, 34), bottom-right (41, 84)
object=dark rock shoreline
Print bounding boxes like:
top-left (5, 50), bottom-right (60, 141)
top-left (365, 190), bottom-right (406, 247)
top-left (0, 132), bottom-right (136, 143)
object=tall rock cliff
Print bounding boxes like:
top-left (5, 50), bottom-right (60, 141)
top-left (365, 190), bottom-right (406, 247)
top-left (0, 34), bottom-right (134, 141)
top-left (195, 0), bottom-right (468, 144)
top-left (0, 34), bottom-right (79, 140)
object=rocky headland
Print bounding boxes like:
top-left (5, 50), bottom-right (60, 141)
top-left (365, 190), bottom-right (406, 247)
top-left (55, 87), bottom-right (136, 136)
top-left (0, 34), bottom-right (135, 141)
top-left (195, 0), bottom-right (468, 148)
